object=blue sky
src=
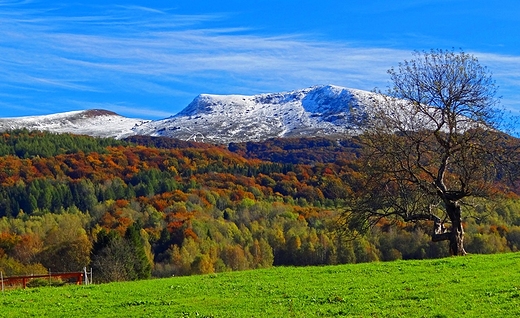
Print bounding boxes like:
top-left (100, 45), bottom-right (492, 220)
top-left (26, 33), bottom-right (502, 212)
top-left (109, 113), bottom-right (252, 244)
top-left (1, 0), bottom-right (519, 120)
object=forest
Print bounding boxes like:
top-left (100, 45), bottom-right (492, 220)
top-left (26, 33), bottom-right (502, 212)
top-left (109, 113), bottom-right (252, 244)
top-left (1, 129), bottom-right (520, 282)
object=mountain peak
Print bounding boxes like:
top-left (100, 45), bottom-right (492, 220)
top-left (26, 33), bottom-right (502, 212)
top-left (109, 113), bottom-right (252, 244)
top-left (80, 109), bottom-right (119, 118)
top-left (0, 109), bottom-right (147, 139)
top-left (176, 93), bottom-right (252, 117)
top-left (133, 85), bottom-right (374, 143)
top-left (0, 85), bottom-right (379, 143)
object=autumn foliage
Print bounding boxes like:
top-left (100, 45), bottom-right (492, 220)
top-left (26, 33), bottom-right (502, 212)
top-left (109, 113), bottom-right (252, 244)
top-left (0, 129), bottom-right (519, 282)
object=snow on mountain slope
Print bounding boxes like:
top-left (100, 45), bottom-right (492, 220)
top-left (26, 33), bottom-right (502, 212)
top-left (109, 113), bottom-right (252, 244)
top-left (132, 85), bottom-right (378, 143)
top-left (0, 85), bottom-right (381, 143)
top-left (0, 109), bottom-right (149, 139)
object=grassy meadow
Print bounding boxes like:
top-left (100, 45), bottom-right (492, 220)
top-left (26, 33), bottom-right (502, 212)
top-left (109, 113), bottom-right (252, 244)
top-left (1, 252), bottom-right (520, 317)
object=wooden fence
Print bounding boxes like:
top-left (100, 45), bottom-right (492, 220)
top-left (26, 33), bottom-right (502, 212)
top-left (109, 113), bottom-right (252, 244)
top-left (1, 272), bottom-right (85, 289)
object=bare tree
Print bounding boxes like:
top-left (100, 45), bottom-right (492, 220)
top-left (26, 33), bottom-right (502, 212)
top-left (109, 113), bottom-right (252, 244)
top-left (343, 49), bottom-right (518, 255)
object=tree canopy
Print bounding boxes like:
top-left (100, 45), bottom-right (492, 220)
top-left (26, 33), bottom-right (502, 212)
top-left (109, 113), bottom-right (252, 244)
top-left (343, 49), bottom-right (519, 255)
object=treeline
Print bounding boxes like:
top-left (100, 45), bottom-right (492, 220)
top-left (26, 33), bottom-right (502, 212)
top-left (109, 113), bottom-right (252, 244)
top-left (124, 134), bottom-right (363, 165)
top-left (0, 130), bottom-right (520, 282)
top-left (228, 137), bottom-right (362, 164)
top-left (0, 129), bottom-right (126, 158)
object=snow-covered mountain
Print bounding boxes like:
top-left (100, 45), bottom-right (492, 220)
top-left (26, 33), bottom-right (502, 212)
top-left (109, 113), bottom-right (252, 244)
top-left (0, 109), bottom-right (148, 139)
top-left (133, 85), bottom-right (377, 143)
top-left (0, 85), bottom-right (380, 143)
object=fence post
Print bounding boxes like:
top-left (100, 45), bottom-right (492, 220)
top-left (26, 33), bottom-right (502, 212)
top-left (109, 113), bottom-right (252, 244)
top-left (1, 271), bottom-right (4, 293)
top-left (83, 267), bottom-right (89, 285)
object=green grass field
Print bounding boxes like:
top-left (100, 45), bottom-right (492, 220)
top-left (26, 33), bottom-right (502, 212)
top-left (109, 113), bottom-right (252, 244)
top-left (2, 252), bottom-right (520, 317)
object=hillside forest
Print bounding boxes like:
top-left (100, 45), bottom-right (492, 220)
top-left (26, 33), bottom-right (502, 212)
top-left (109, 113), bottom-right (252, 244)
top-left (1, 130), bottom-right (520, 282)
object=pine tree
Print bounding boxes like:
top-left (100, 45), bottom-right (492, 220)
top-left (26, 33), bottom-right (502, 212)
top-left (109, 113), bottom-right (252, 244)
top-left (124, 223), bottom-right (152, 280)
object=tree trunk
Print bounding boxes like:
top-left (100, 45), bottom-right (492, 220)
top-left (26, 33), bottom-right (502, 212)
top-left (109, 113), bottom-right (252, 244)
top-left (445, 200), bottom-right (467, 256)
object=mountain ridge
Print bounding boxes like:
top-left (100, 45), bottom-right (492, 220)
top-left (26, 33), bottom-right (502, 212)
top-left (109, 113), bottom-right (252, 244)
top-left (0, 109), bottom-right (149, 139)
top-left (0, 85), bottom-right (377, 143)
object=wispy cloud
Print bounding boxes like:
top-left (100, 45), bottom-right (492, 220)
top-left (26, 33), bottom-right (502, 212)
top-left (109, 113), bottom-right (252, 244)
top-left (0, 3), bottom-right (519, 119)
top-left (473, 53), bottom-right (520, 112)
